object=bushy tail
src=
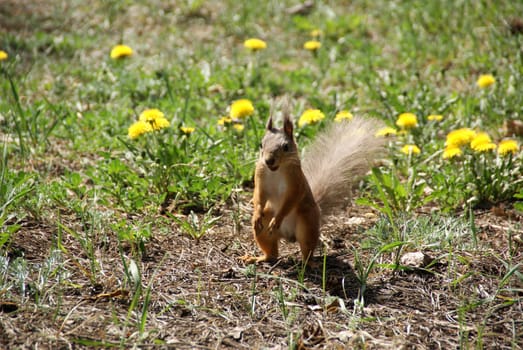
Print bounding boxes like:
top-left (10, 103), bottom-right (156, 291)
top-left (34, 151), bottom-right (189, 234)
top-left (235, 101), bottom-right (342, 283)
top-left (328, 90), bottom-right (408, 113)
top-left (301, 116), bottom-right (385, 217)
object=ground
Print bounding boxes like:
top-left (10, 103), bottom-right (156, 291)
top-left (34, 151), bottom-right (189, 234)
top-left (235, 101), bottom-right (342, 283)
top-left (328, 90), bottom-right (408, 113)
top-left (2, 200), bottom-right (522, 349)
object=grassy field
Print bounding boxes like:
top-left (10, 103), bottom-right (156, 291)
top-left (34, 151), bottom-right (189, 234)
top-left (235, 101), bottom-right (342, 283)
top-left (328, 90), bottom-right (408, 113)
top-left (1, 0), bottom-right (523, 348)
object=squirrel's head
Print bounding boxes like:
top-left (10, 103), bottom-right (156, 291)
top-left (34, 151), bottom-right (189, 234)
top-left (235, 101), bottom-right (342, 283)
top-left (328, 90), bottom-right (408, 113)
top-left (260, 113), bottom-right (298, 171)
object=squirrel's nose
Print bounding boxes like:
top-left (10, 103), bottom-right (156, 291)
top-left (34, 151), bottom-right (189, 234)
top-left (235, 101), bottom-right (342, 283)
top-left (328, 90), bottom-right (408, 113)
top-left (265, 158), bottom-right (275, 167)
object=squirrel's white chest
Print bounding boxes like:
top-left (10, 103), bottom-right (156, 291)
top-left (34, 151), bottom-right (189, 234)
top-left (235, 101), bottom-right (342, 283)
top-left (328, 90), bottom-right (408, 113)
top-left (261, 168), bottom-right (288, 204)
top-left (260, 166), bottom-right (297, 239)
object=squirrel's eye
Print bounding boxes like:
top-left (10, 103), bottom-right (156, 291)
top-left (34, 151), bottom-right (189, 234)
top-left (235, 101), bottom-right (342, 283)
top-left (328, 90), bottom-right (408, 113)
top-left (259, 142), bottom-right (263, 149)
top-left (283, 144), bottom-right (289, 152)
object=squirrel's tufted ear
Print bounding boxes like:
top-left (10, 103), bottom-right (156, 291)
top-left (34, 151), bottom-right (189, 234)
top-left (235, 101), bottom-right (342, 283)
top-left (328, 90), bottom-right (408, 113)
top-left (266, 115), bottom-right (273, 131)
top-left (283, 112), bottom-right (293, 136)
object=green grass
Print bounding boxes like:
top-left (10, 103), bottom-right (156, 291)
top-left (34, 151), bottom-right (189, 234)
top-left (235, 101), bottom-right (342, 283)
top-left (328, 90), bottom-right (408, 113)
top-left (1, 0), bottom-right (522, 348)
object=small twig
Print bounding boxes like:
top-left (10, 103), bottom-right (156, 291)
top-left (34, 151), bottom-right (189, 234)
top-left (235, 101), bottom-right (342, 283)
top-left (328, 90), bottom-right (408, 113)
top-left (267, 258), bottom-right (283, 274)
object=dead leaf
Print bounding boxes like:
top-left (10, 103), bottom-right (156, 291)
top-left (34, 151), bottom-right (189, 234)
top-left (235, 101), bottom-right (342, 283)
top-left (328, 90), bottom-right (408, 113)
top-left (504, 119), bottom-right (523, 136)
top-left (229, 326), bottom-right (244, 340)
top-left (400, 252), bottom-right (433, 268)
top-left (286, 1), bottom-right (314, 15)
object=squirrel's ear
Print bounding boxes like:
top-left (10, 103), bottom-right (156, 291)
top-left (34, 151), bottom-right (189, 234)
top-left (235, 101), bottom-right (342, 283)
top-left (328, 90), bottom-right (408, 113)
top-left (266, 115), bottom-right (273, 131)
top-left (283, 113), bottom-right (293, 136)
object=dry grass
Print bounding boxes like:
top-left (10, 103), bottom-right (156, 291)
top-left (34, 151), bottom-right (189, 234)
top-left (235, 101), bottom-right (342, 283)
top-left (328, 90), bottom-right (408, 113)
top-left (2, 201), bottom-right (522, 348)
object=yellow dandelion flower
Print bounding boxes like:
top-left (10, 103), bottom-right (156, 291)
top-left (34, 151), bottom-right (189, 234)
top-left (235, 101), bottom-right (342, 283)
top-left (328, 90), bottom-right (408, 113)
top-left (230, 99), bottom-right (254, 119)
top-left (497, 139), bottom-right (519, 156)
top-left (233, 123), bottom-right (245, 132)
top-left (180, 126), bottom-right (195, 135)
top-left (476, 74), bottom-right (495, 88)
top-left (375, 127), bottom-right (397, 137)
top-left (128, 120), bottom-right (152, 139)
top-left (244, 38), bottom-right (267, 51)
top-left (0, 50), bottom-right (8, 61)
top-left (139, 109), bottom-right (170, 130)
top-left (427, 114), bottom-right (443, 122)
top-left (310, 29), bottom-right (322, 38)
top-left (218, 116), bottom-right (233, 126)
top-left (298, 109), bottom-right (325, 127)
top-left (445, 128), bottom-right (476, 147)
top-left (110, 44), bottom-right (133, 59)
top-left (139, 108), bottom-right (164, 122)
top-left (304, 40), bottom-right (321, 51)
top-left (334, 110), bottom-right (353, 122)
top-left (152, 117), bottom-right (170, 130)
top-left (396, 113), bottom-right (418, 129)
top-left (443, 145), bottom-right (462, 159)
top-left (400, 144), bottom-right (421, 155)
top-left (470, 132), bottom-right (493, 151)
top-left (472, 142), bottom-right (496, 153)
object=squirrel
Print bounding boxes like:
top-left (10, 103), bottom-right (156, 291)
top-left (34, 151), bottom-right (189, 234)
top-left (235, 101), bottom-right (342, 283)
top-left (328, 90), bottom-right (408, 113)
top-left (241, 111), bottom-right (385, 265)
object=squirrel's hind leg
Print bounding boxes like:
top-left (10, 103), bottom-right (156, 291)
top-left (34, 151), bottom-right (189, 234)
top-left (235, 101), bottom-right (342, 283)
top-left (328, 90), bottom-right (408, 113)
top-left (240, 254), bottom-right (275, 264)
top-left (295, 214), bottom-right (320, 265)
top-left (241, 229), bottom-right (279, 264)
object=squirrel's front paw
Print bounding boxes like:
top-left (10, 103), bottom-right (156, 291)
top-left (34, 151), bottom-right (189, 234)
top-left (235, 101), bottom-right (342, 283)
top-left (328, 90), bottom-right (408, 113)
top-left (268, 217), bottom-right (279, 232)
top-left (253, 214), bottom-right (264, 234)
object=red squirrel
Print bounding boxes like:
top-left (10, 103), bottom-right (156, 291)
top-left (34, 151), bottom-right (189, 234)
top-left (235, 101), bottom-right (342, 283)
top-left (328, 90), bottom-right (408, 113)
top-left (242, 111), bottom-right (385, 264)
